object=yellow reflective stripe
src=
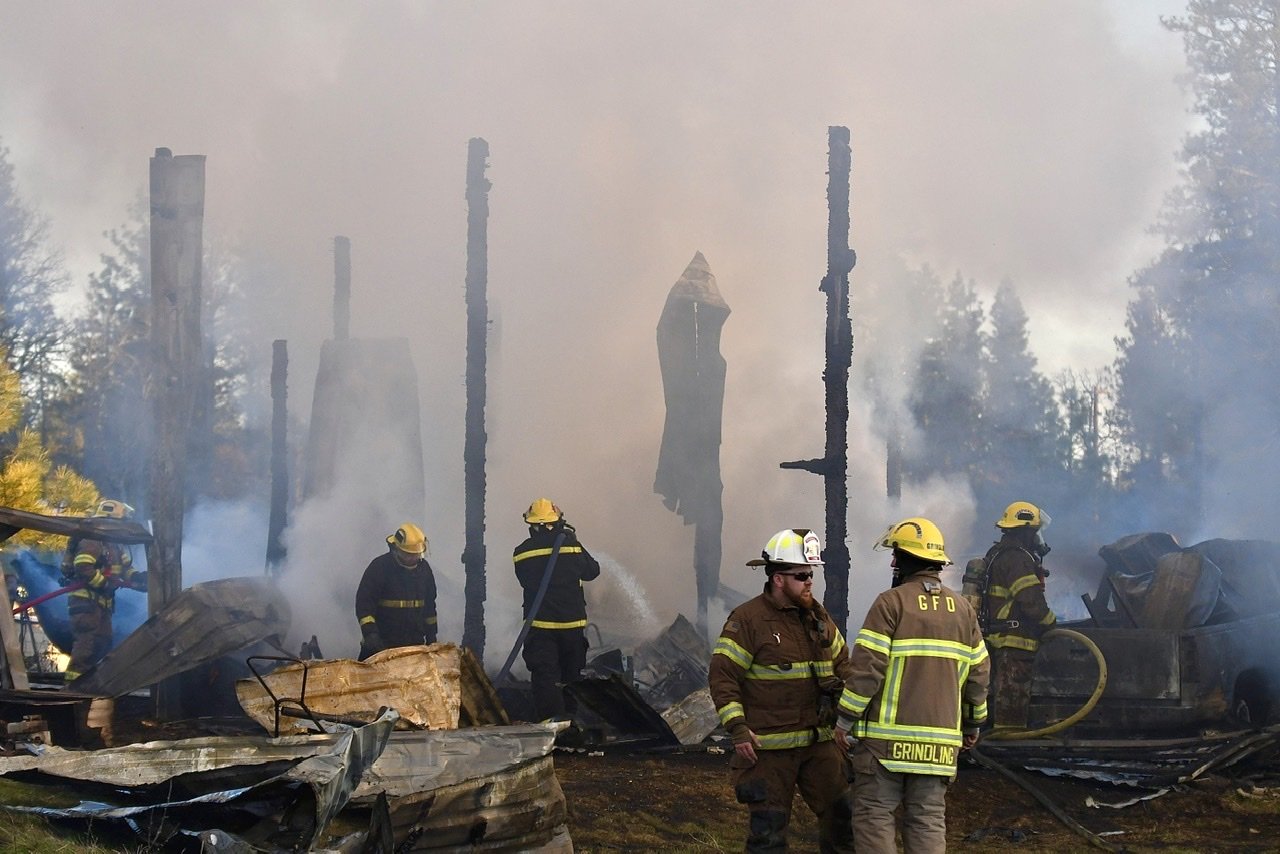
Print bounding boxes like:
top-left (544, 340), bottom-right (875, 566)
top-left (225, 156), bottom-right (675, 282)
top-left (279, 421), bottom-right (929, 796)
top-left (514, 546), bottom-right (584, 563)
top-left (830, 631), bottom-right (846, 657)
top-left (988, 584), bottom-right (1011, 598)
top-left (756, 727), bottom-right (833, 750)
top-left (968, 701), bottom-right (989, 722)
top-left (988, 634), bottom-right (1038, 652)
top-left (378, 599), bottom-right (424, 608)
top-left (879, 759), bottom-right (956, 776)
top-left (812, 660), bottom-right (835, 678)
top-left (881, 650), bottom-right (906, 723)
top-left (855, 628), bottom-right (892, 656)
top-left (890, 638), bottom-right (976, 662)
top-left (746, 662), bottom-right (816, 681)
top-left (74, 554), bottom-right (97, 566)
top-left (1040, 612), bottom-right (1057, 626)
top-left (358, 615), bottom-right (377, 626)
top-left (855, 721), bottom-right (963, 746)
top-left (973, 643), bottom-right (990, 666)
top-left (426, 615), bottom-right (438, 625)
top-left (838, 688), bottom-right (871, 717)
top-left (531, 618), bottom-right (587, 629)
top-left (717, 701), bottom-right (745, 726)
top-left (995, 601), bottom-right (1014, 620)
top-left (713, 637), bottom-right (753, 669)
top-left (1008, 574), bottom-right (1041, 596)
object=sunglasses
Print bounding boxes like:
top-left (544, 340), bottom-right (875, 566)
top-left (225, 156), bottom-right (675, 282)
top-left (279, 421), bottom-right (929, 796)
top-left (780, 571), bottom-right (815, 582)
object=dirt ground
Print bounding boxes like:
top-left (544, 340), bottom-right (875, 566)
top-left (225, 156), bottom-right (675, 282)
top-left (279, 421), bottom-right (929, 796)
top-left (556, 746), bottom-right (1280, 852)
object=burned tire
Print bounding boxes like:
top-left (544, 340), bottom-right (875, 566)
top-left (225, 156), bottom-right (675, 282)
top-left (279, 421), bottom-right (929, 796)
top-left (1232, 671), bottom-right (1272, 727)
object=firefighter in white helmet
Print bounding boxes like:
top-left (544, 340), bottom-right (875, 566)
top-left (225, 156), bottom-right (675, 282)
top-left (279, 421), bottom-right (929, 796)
top-left (64, 499), bottom-right (146, 680)
top-left (982, 500), bottom-right (1057, 730)
top-left (834, 517), bottom-right (989, 854)
top-left (709, 528), bottom-right (855, 853)
top-left (355, 523), bottom-right (438, 660)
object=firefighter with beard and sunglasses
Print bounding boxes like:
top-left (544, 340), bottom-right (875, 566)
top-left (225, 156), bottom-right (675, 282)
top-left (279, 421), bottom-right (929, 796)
top-left (709, 528), bottom-right (855, 854)
top-left (835, 517), bottom-right (990, 854)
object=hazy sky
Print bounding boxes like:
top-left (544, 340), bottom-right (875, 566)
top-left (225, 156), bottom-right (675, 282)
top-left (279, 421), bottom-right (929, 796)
top-left (1, 1), bottom-right (1193, 654)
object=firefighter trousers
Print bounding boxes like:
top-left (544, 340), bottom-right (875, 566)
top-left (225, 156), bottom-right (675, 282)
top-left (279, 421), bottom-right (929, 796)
top-left (991, 647), bottom-right (1036, 730)
top-left (729, 739), bottom-right (854, 853)
top-left (851, 747), bottom-right (947, 854)
top-left (67, 597), bottom-right (113, 676)
top-left (522, 626), bottom-right (587, 721)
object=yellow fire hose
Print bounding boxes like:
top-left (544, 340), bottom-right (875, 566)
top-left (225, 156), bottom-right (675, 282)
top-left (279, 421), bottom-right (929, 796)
top-left (985, 627), bottom-right (1108, 740)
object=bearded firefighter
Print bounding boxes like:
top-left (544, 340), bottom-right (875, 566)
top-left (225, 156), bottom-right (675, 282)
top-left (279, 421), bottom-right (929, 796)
top-left (709, 528), bottom-right (855, 854)
top-left (355, 523), bottom-right (438, 660)
top-left (64, 499), bottom-right (148, 680)
top-left (834, 517), bottom-right (990, 854)
top-left (983, 500), bottom-right (1057, 730)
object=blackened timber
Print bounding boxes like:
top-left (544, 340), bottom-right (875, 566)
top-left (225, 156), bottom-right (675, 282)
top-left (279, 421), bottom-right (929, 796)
top-left (148, 147), bottom-right (206, 719)
top-left (781, 127), bottom-right (854, 637)
top-left (655, 252), bottom-right (730, 638)
top-left (266, 339), bottom-right (289, 574)
top-left (462, 138), bottom-right (490, 658)
top-left (334, 236), bottom-right (351, 342)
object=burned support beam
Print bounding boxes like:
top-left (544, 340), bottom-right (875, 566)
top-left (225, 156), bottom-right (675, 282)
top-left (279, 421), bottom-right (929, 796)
top-left (781, 126), bottom-right (854, 636)
top-left (266, 339), bottom-right (289, 574)
top-left (462, 138), bottom-right (491, 659)
top-left (334, 236), bottom-right (351, 341)
top-left (656, 252), bottom-right (730, 638)
top-left (148, 147), bottom-right (206, 719)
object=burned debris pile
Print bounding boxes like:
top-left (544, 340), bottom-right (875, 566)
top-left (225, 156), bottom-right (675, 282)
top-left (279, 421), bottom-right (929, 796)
top-left (1033, 532), bottom-right (1280, 735)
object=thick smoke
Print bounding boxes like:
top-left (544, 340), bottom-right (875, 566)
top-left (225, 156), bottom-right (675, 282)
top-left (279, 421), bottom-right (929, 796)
top-left (0, 3), bottom-right (1190, 654)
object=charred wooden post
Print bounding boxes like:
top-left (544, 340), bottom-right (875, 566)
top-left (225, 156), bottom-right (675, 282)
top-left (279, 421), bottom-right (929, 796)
top-left (149, 147), bottom-right (206, 719)
top-left (333, 236), bottom-right (351, 342)
top-left (655, 252), bottom-right (730, 638)
top-left (887, 424), bottom-right (902, 501)
top-left (780, 127), bottom-right (854, 636)
top-left (462, 138), bottom-right (490, 658)
top-left (266, 339), bottom-right (289, 574)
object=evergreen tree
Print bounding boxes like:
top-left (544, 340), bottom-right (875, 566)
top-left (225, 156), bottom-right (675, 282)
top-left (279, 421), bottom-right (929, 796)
top-left (54, 202), bottom-right (152, 508)
top-left (1115, 0), bottom-right (1280, 534)
top-left (0, 140), bottom-right (69, 426)
top-left (906, 272), bottom-right (987, 481)
top-left (984, 282), bottom-right (1063, 493)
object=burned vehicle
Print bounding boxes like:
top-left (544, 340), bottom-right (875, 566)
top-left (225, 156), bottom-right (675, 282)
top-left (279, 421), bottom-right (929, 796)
top-left (1031, 533), bottom-right (1280, 734)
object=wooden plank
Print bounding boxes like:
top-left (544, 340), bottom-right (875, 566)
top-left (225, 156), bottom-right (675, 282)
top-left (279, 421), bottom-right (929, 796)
top-left (0, 580), bottom-right (30, 690)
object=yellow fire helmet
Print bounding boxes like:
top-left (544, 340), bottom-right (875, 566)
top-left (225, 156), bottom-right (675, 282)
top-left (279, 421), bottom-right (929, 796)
top-left (523, 498), bottom-right (563, 525)
top-left (996, 501), bottom-right (1051, 530)
top-left (94, 499), bottom-right (135, 520)
top-left (876, 517), bottom-right (950, 565)
top-left (746, 528), bottom-right (824, 568)
top-left (387, 523), bottom-right (428, 556)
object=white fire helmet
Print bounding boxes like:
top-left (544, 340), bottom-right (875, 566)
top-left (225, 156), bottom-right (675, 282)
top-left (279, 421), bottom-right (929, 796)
top-left (746, 528), bottom-right (824, 568)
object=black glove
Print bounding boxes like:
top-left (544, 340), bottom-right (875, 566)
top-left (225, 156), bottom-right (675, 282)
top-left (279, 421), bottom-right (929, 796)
top-left (360, 626), bottom-right (385, 656)
top-left (128, 570), bottom-right (149, 592)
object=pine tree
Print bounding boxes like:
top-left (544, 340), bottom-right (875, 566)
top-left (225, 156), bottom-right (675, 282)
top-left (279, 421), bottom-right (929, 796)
top-left (1115, 0), bottom-right (1280, 534)
top-left (0, 139), bottom-right (69, 425)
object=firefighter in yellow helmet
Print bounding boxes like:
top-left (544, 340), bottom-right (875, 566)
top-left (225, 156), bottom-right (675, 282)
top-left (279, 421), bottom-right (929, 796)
top-left (982, 501), bottom-right (1057, 730)
top-left (834, 517), bottom-right (989, 854)
top-left (709, 528), bottom-right (855, 854)
top-left (512, 499), bottom-right (600, 721)
top-left (64, 499), bottom-right (147, 680)
top-left (355, 523), bottom-right (438, 660)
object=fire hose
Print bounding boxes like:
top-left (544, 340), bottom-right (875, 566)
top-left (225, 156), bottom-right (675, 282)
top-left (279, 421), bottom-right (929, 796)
top-left (493, 529), bottom-right (567, 686)
top-left (985, 627), bottom-right (1108, 740)
top-left (11, 582), bottom-right (85, 614)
